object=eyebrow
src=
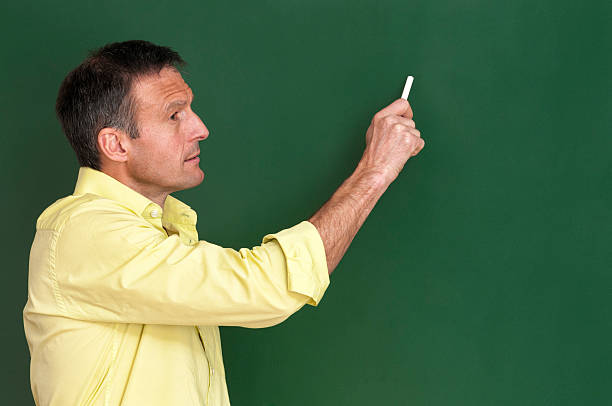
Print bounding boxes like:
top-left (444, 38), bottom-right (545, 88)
top-left (164, 99), bottom-right (188, 113)
top-left (163, 89), bottom-right (194, 113)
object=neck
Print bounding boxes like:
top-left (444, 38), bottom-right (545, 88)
top-left (136, 188), bottom-right (168, 209)
top-left (100, 164), bottom-right (169, 209)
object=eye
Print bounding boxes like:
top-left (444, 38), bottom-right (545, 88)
top-left (170, 112), bottom-right (179, 121)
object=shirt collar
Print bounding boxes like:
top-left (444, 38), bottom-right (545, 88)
top-left (73, 167), bottom-right (199, 246)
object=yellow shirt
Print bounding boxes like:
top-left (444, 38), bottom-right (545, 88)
top-left (23, 167), bottom-right (330, 406)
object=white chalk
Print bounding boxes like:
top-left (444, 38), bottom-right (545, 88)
top-left (401, 75), bottom-right (414, 100)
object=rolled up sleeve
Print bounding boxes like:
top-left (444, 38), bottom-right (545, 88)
top-left (263, 221), bottom-right (329, 306)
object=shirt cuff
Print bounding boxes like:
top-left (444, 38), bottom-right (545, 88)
top-left (262, 221), bottom-right (330, 306)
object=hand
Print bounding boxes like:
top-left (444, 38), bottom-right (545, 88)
top-left (359, 98), bottom-right (424, 185)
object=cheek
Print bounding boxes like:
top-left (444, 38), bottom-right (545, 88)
top-left (153, 145), bottom-right (180, 168)
top-left (132, 125), bottom-right (184, 173)
top-left (140, 134), bottom-right (178, 161)
top-left (158, 142), bottom-right (186, 174)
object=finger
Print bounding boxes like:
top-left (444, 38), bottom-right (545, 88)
top-left (400, 100), bottom-right (413, 120)
top-left (389, 120), bottom-right (419, 136)
top-left (387, 116), bottom-right (415, 128)
top-left (409, 127), bottom-right (421, 138)
top-left (374, 98), bottom-right (412, 121)
top-left (411, 138), bottom-right (425, 156)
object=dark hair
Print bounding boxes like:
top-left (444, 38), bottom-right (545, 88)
top-left (56, 40), bottom-right (186, 170)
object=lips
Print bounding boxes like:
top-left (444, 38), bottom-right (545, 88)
top-left (185, 151), bottom-right (200, 161)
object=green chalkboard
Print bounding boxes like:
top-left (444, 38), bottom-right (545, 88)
top-left (2, 1), bottom-right (610, 404)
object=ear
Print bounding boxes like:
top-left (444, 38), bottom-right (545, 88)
top-left (97, 127), bottom-right (130, 163)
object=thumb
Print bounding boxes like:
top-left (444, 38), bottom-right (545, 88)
top-left (375, 98), bottom-right (413, 120)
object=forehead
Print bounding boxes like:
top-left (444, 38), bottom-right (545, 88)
top-left (131, 67), bottom-right (192, 111)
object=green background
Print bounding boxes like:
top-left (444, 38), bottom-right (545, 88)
top-left (2, 0), bottom-right (610, 404)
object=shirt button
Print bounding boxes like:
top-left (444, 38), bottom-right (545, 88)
top-left (151, 209), bottom-right (159, 218)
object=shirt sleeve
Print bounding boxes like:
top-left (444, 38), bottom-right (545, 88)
top-left (48, 202), bottom-right (330, 328)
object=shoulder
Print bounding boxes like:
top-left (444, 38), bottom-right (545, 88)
top-left (36, 193), bottom-right (151, 234)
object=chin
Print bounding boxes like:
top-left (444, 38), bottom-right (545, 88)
top-left (172, 167), bottom-right (205, 192)
top-left (186, 170), bottom-right (205, 189)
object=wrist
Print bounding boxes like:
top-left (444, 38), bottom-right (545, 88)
top-left (352, 162), bottom-right (393, 190)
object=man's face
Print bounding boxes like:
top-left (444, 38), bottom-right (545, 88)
top-left (125, 67), bottom-right (209, 194)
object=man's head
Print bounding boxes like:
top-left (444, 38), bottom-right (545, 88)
top-left (56, 40), bottom-right (209, 200)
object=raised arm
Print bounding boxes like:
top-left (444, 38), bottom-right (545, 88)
top-left (309, 98), bottom-right (425, 274)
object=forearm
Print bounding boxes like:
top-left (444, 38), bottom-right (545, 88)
top-left (308, 98), bottom-right (424, 275)
top-left (308, 165), bottom-right (390, 274)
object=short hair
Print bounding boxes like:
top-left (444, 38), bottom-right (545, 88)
top-left (56, 40), bottom-right (186, 170)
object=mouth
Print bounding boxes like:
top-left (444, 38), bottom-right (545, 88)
top-left (185, 151), bottom-right (200, 162)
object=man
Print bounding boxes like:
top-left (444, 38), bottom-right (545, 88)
top-left (23, 40), bottom-right (424, 405)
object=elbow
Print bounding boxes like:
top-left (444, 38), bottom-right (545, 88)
top-left (240, 297), bottom-right (307, 329)
top-left (248, 313), bottom-right (291, 329)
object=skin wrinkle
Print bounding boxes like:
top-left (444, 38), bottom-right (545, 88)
top-left (96, 67), bottom-right (423, 278)
top-left (98, 68), bottom-right (208, 209)
top-left (308, 98), bottom-right (423, 274)
top-left (26, 56), bottom-right (426, 405)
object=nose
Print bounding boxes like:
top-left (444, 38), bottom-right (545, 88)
top-left (198, 121), bottom-right (210, 141)
top-left (191, 110), bottom-right (209, 141)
